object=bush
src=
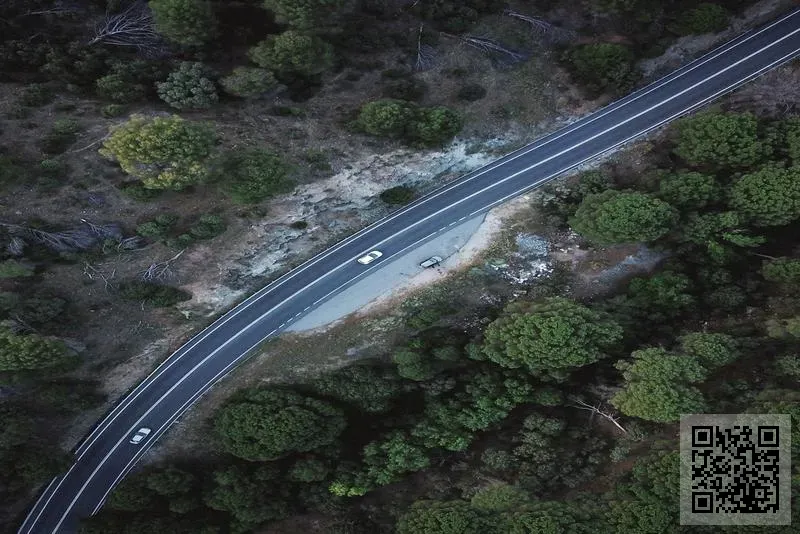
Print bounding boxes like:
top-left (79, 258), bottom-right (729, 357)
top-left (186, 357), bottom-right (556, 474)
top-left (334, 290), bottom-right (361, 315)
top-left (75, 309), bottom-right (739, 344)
top-left (762, 257), bottom-right (800, 284)
top-left (262, 0), bottom-right (355, 30)
top-left (457, 83), bottom-right (487, 101)
top-left (675, 3), bottom-right (729, 35)
top-left (149, 0), bottom-right (216, 46)
top-left (356, 99), bottom-right (415, 138)
top-left (120, 182), bottom-right (163, 201)
top-left (248, 31), bottom-right (334, 78)
top-left (220, 67), bottom-right (279, 99)
top-left (99, 114), bottom-right (217, 190)
top-left (0, 325), bottom-right (72, 372)
top-left (100, 104), bottom-right (126, 118)
top-left (0, 259), bottom-right (34, 278)
top-left (39, 119), bottom-right (81, 155)
top-left (409, 106), bottom-right (462, 146)
top-left (156, 62), bottom-right (218, 110)
top-left (119, 281), bottom-right (191, 307)
top-left (222, 148), bottom-right (294, 204)
top-left (136, 214), bottom-right (179, 238)
top-left (19, 84), bottom-right (54, 107)
top-left (289, 220), bottom-right (308, 229)
top-left (189, 214), bottom-right (226, 240)
top-left (382, 78), bottom-right (427, 102)
top-left (95, 73), bottom-right (147, 104)
top-left (41, 42), bottom-right (111, 86)
top-left (39, 158), bottom-right (67, 177)
top-left (380, 185), bottom-right (416, 205)
top-left (564, 43), bottom-right (638, 95)
top-left (570, 190), bottom-right (678, 244)
top-left (0, 40), bottom-right (50, 73)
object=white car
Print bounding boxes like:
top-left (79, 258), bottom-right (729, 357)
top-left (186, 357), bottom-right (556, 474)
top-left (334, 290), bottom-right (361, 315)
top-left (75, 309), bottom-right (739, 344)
top-left (129, 427), bottom-right (151, 444)
top-left (357, 250), bottom-right (383, 265)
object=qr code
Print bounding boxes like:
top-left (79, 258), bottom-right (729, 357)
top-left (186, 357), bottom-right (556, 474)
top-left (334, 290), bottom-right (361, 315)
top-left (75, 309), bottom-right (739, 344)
top-left (680, 414), bottom-right (791, 526)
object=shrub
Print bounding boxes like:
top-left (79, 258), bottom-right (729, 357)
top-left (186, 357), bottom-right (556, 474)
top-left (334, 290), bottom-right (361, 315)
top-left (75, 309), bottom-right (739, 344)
top-left (156, 62), bottom-right (218, 110)
top-left (262, 0), bottom-right (355, 30)
top-left (457, 83), bottom-right (487, 101)
top-left (41, 42), bottom-right (111, 86)
top-left (248, 31), bottom-right (334, 78)
top-left (136, 214), bottom-right (179, 238)
top-left (289, 220), bottom-right (308, 229)
top-left (40, 158), bottom-right (66, 177)
top-left (382, 78), bottom-right (427, 102)
top-left (118, 281), bottom-right (191, 307)
top-left (120, 182), bottom-right (163, 201)
top-left (762, 257), bottom-right (800, 284)
top-left (409, 106), bottom-right (462, 146)
top-left (19, 84), bottom-right (54, 107)
top-left (39, 119), bottom-right (81, 155)
top-left (563, 43), bottom-right (638, 95)
top-left (0, 40), bottom-right (50, 72)
top-left (149, 0), bottom-right (216, 46)
top-left (220, 67), bottom-right (279, 99)
top-left (222, 148), bottom-right (294, 204)
top-left (270, 105), bottom-right (306, 117)
top-left (0, 259), bottom-right (34, 278)
top-left (356, 99), bottom-right (415, 138)
top-left (675, 3), bottom-right (729, 35)
top-left (100, 104), bottom-right (126, 118)
top-left (189, 214), bottom-right (226, 240)
top-left (95, 73), bottom-right (148, 104)
top-left (0, 326), bottom-right (72, 371)
top-left (380, 185), bottom-right (416, 205)
top-left (99, 114), bottom-right (217, 190)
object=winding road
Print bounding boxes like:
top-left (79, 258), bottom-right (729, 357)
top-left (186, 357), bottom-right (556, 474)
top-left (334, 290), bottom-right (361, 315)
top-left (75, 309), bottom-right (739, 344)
top-left (19, 8), bottom-right (800, 533)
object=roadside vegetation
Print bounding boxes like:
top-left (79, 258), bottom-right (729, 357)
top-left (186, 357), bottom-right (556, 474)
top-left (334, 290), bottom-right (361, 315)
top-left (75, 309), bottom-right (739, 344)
top-left (0, 0), bottom-right (791, 531)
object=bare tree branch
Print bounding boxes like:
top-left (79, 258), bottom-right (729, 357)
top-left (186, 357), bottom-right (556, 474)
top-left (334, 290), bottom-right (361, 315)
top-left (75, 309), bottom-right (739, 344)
top-left (67, 133), bottom-right (111, 154)
top-left (140, 249), bottom-right (185, 282)
top-left (570, 399), bottom-right (628, 434)
top-left (88, 0), bottom-right (162, 52)
top-left (414, 24), bottom-right (435, 71)
top-left (82, 261), bottom-right (116, 291)
top-left (442, 33), bottom-right (530, 66)
top-left (503, 9), bottom-right (576, 45)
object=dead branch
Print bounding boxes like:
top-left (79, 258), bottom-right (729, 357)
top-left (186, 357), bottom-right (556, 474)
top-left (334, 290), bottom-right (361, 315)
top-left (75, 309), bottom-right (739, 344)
top-left (414, 24), bottom-right (435, 71)
top-left (441, 33), bottom-right (530, 66)
top-left (67, 133), bottom-right (111, 154)
top-left (88, 0), bottom-right (161, 51)
top-left (6, 236), bottom-right (25, 256)
top-left (503, 9), bottom-right (576, 45)
top-left (140, 249), bottom-right (185, 282)
top-left (0, 220), bottom-right (125, 253)
top-left (82, 261), bottom-right (116, 291)
top-left (571, 399), bottom-right (628, 434)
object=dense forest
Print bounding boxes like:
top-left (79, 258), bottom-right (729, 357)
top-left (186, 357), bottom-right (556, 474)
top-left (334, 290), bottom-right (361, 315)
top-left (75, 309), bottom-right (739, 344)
top-left (0, 0), bottom-right (797, 533)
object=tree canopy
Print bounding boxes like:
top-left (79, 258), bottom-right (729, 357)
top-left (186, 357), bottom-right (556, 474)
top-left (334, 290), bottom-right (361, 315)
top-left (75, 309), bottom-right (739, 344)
top-left (99, 114), bottom-right (217, 191)
top-left (156, 62), bottom-right (218, 110)
top-left (220, 67), bottom-right (279, 99)
top-left (262, 0), bottom-right (355, 30)
top-left (761, 257), bottom-right (800, 284)
top-left (396, 500), bottom-right (485, 534)
top-left (673, 112), bottom-right (771, 168)
top-left (481, 297), bottom-right (623, 380)
top-left (248, 31), bottom-right (334, 78)
top-left (570, 190), bottom-right (678, 245)
top-left (729, 165), bottom-right (800, 226)
top-left (214, 387), bottom-right (346, 461)
top-left (150, 0), bottom-right (217, 46)
top-left (221, 148), bottom-right (294, 204)
top-left (657, 171), bottom-right (720, 211)
top-left (563, 43), bottom-right (638, 95)
top-left (0, 325), bottom-right (72, 371)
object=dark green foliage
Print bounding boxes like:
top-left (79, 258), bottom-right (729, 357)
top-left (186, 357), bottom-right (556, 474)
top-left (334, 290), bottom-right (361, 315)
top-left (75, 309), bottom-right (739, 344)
top-left (19, 83), bottom-right (54, 106)
top-left (393, 348), bottom-right (435, 381)
top-left (150, 0), bottom-right (217, 46)
top-left (0, 325), bottom-right (72, 371)
top-left (39, 119), bottom-right (81, 155)
top-left (33, 380), bottom-right (105, 413)
top-left (0, 40), bottom-right (50, 72)
top-left (136, 214), bottom-right (179, 238)
top-left (679, 210), bottom-right (765, 262)
top-left (17, 295), bottom-right (66, 327)
top-left (504, 500), bottom-right (598, 534)
top-left (729, 165), bottom-right (800, 226)
top-left (289, 220), bottom-right (308, 229)
top-left (762, 257), bottom-right (800, 284)
top-left (204, 464), bottom-right (289, 526)
top-left (356, 99), bottom-right (462, 146)
top-left (39, 158), bottom-right (67, 177)
top-left (120, 182), bottom-right (163, 201)
top-left (657, 171), bottom-right (720, 211)
top-left (784, 117), bottom-right (800, 164)
top-left (222, 148), bottom-right (294, 204)
top-left (457, 84), bottom-right (487, 102)
top-left (674, 3), bottom-right (729, 35)
top-left (262, 0), bottom-right (356, 30)
top-left (289, 457), bottom-right (330, 482)
top-left (570, 190), bottom-right (678, 245)
top-left (146, 466), bottom-right (196, 496)
top-left (356, 99), bottom-right (416, 138)
top-left (118, 281), bottom-right (191, 307)
top-left (409, 106), bottom-right (463, 147)
top-left (101, 104), bottom-right (127, 118)
top-left (214, 387), bottom-right (346, 460)
top-left (358, 430), bottom-right (431, 487)
top-left (481, 297), bottom-right (623, 380)
top-left (380, 185), bottom-right (416, 205)
top-left (412, 0), bottom-right (505, 32)
top-left (220, 67), bottom-right (279, 99)
top-left (673, 112), bottom-right (771, 168)
top-left (606, 451), bottom-right (679, 531)
top-left (396, 500), bottom-right (485, 534)
top-left (382, 78), bottom-right (427, 102)
top-left (41, 42), bottom-right (111, 86)
top-left (609, 271), bottom-right (695, 326)
top-left (469, 483), bottom-right (529, 512)
top-left (95, 73), bottom-right (147, 104)
top-left (96, 59), bottom-right (167, 103)
top-left (307, 363), bottom-right (401, 413)
top-left (248, 31), bottom-right (334, 78)
top-left (0, 259), bottom-right (34, 278)
top-left (189, 214), bottom-right (226, 240)
top-left (106, 474), bottom-right (156, 511)
top-left (563, 43), bottom-right (638, 96)
top-left (678, 331), bottom-right (739, 369)
top-left (157, 62), bottom-right (219, 110)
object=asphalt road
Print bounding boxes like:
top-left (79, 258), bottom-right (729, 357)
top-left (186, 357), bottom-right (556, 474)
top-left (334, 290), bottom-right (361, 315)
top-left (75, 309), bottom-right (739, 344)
top-left (19, 9), bottom-right (800, 533)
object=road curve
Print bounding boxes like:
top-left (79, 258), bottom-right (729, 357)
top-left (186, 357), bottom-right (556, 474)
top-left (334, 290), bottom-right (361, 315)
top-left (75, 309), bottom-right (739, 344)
top-left (19, 9), bottom-right (800, 533)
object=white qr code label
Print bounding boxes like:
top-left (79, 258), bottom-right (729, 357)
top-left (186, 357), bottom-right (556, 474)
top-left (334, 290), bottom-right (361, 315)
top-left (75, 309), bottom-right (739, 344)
top-left (680, 414), bottom-right (791, 526)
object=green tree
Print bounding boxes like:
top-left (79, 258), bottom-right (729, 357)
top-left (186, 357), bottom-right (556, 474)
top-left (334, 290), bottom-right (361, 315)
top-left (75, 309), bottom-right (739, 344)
top-left (0, 325), bottom-right (72, 371)
top-left (396, 500), bottom-right (484, 534)
top-left (409, 106), bottom-right (463, 146)
top-left (611, 348), bottom-right (708, 422)
top-left (220, 67), bottom-right (279, 99)
top-left (356, 99), bottom-right (415, 138)
top-left (678, 332), bottom-right (739, 369)
top-left (204, 465), bottom-right (289, 526)
top-left (657, 171), bottom-right (720, 211)
top-left (610, 271), bottom-right (695, 325)
top-left (570, 190), bottom-right (678, 245)
top-left (105, 474), bottom-right (155, 511)
top-left (222, 148), bottom-right (294, 204)
top-left (262, 0), bottom-right (355, 30)
top-left (504, 500), bottom-right (598, 534)
top-left (214, 387), bottom-right (346, 461)
top-left (308, 363), bottom-right (401, 413)
top-left (289, 457), bottom-right (330, 482)
top-left (156, 62), bottom-right (218, 110)
top-left (393, 348), bottom-right (435, 381)
top-left (150, 0), bottom-right (216, 46)
top-left (762, 257), bottom-right (800, 284)
top-left (248, 31), bottom-right (334, 77)
top-left (680, 211), bottom-right (766, 262)
top-left (673, 112), bottom-right (771, 168)
top-left (563, 43), bottom-right (638, 95)
top-left (729, 165), bottom-right (800, 226)
top-left (380, 185), bottom-right (416, 205)
top-left (0, 259), bottom-right (34, 278)
top-left (146, 466), bottom-right (195, 496)
top-left (470, 483), bottom-right (529, 512)
top-left (481, 297), bottom-right (623, 380)
top-left (119, 281), bottom-right (191, 307)
top-left (361, 430), bottom-right (431, 486)
top-left (99, 114), bottom-right (217, 190)
top-left (675, 3), bottom-right (729, 35)
top-left (95, 73), bottom-right (147, 104)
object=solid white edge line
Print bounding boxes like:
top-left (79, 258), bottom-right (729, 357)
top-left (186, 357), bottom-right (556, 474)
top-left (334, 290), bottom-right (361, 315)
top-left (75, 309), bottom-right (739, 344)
top-left (54, 40), bottom-right (800, 533)
top-left (67, 8), bottom-right (800, 461)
